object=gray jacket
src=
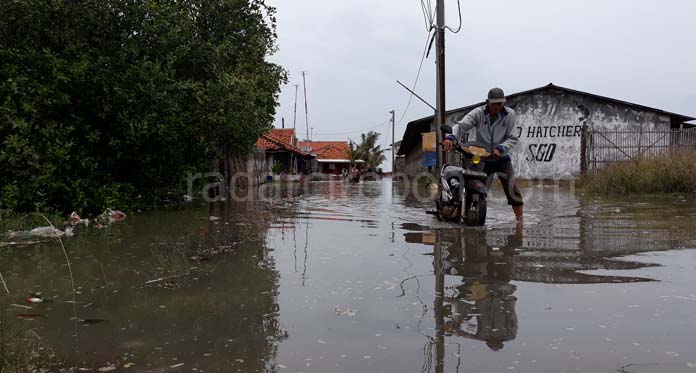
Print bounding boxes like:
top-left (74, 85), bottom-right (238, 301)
top-left (449, 105), bottom-right (519, 155)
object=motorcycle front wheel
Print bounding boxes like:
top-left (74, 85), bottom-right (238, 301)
top-left (465, 193), bottom-right (487, 226)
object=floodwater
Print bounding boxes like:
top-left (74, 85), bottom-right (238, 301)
top-left (2, 180), bottom-right (696, 372)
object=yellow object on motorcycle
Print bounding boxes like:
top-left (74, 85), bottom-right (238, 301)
top-left (473, 155), bottom-right (481, 165)
top-left (464, 145), bottom-right (491, 158)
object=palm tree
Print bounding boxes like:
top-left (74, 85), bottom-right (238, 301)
top-left (347, 141), bottom-right (361, 166)
top-left (355, 131), bottom-right (386, 171)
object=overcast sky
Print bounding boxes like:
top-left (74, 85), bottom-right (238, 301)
top-left (266, 0), bottom-right (696, 171)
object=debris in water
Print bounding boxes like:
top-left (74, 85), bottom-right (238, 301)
top-left (80, 318), bottom-right (107, 325)
top-left (108, 209), bottom-right (127, 222)
top-left (0, 240), bottom-right (43, 247)
top-left (209, 216), bottom-right (220, 222)
top-left (69, 212), bottom-right (89, 226)
top-left (9, 226), bottom-right (73, 239)
top-left (10, 304), bottom-right (32, 309)
top-left (123, 362), bottom-right (135, 368)
top-left (334, 306), bottom-right (357, 316)
top-left (95, 209), bottom-right (127, 228)
top-left (16, 314), bottom-right (44, 319)
top-left (98, 365), bottom-right (116, 371)
top-left (170, 363), bottom-right (184, 368)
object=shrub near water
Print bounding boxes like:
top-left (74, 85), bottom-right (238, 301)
top-left (581, 150), bottom-right (696, 194)
top-left (0, 0), bottom-right (286, 214)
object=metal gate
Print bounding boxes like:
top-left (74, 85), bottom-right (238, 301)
top-left (582, 127), bottom-right (696, 174)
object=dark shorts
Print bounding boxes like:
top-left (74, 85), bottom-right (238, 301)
top-left (483, 156), bottom-right (524, 206)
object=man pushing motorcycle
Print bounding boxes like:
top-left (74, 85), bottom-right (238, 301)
top-left (443, 87), bottom-right (524, 221)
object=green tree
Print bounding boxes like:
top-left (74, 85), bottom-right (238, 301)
top-left (0, 0), bottom-right (285, 213)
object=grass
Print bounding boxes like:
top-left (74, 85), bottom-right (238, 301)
top-left (580, 150), bottom-right (696, 194)
top-left (0, 310), bottom-right (64, 372)
top-left (0, 212), bottom-right (74, 372)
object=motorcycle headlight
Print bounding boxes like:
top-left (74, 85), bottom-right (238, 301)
top-left (472, 155), bottom-right (481, 165)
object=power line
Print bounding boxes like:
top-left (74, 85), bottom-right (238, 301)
top-left (396, 28), bottom-right (435, 126)
top-left (419, 0), bottom-right (431, 30)
top-left (420, 0), bottom-right (435, 31)
top-left (308, 119), bottom-right (391, 137)
top-left (381, 117), bottom-right (392, 150)
top-left (444, 0), bottom-right (462, 33)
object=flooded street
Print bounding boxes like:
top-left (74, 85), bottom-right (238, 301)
top-left (2, 179), bottom-right (696, 372)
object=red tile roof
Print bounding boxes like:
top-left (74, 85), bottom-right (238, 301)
top-left (255, 129), bottom-right (312, 157)
top-left (298, 141), bottom-right (350, 160)
top-left (255, 128), bottom-right (297, 150)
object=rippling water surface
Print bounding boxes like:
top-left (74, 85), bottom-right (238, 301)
top-left (2, 180), bottom-right (696, 372)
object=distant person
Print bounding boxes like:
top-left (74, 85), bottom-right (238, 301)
top-left (443, 87), bottom-right (524, 221)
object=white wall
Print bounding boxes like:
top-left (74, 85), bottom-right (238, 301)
top-left (445, 89), bottom-right (672, 179)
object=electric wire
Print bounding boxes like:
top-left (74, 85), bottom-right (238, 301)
top-left (444, 0), bottom-right (462, 33)
top-left (397, 28), bottom-right (435, 126)
top-left (420, 0), bottom-right (435, 31)
top-left (310, 119), bottom-right (391, 137)
top-left (419, 0), bottom-right (431, 31)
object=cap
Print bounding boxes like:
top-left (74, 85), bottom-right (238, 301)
top-left (487, 87), bottom-right (506, 104)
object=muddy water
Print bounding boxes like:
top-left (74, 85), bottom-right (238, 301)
top-left (1, 180), bottom-right (696, 372)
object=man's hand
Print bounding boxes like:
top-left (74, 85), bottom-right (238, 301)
top-left (492, 148), bottom-right (502, 158)
top-left (443, 139), bottom-right (454, 152)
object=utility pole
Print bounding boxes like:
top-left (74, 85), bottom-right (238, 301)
top-left (435, 4), bottom-right (446, 372)
top-left (435, 0), bottom-right (446, 173)
top-left (293, 84), bottom-right (299, 132)
top-left (302, 72), bottom-right (309, 142)
top-left (390, 110), bottom-right (396, 176)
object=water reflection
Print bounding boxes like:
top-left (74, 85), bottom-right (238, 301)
top-left (0, 197), bottom-right (294, 371)
top-left (438, 228), bottom-right (520, 352)
top-left (3, 180), bottom-right (696, 372)
top-left (404, 219), bottom-right (687, 372)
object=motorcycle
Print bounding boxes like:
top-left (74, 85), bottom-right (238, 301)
top-left (435, 124), bottom-right (492, 226)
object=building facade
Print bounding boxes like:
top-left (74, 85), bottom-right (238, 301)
top-left (298, 141), bottom-right (364, 176)
top-left (398, 84), bottom-right (695, 180)
top-left (255, 128), bottom-right (314, 178)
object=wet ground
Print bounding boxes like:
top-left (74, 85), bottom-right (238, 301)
top-left (2, 179), bottom-right (696, 372)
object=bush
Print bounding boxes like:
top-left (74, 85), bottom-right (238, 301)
top-left (579, 150), bottom-right (696, 194)
top-left (0, 0), bottom-right (286, 214)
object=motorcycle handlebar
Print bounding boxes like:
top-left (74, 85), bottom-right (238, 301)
top-left (440, 142), bottom-right (496, 159)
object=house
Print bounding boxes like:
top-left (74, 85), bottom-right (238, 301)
top-left (397, 83), bottom-right (695, 180)
top-left (297, 141), bottom-right (365, 176)
top-left (255, 128), bottom-right (314, 177)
